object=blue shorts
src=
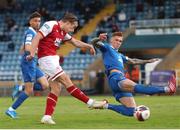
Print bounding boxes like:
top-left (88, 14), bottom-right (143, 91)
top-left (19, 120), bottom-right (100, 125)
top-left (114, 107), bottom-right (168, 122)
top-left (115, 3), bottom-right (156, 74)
top-left (108, 72), bottom-right (133, 102)
top-left (21, 55), bottom-right (44, 82)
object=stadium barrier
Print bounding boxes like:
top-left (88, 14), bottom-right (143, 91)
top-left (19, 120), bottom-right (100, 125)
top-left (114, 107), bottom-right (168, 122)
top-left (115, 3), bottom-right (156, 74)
top-left (129, 19), bottom-right (180, 28)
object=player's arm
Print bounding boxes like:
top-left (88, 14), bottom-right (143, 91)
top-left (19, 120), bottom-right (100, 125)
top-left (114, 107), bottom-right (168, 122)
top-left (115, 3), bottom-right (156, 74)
top-left (26, 32), bottom-right (43, 60)
top-left (127, 58), bottom-right (159, 64)
top-left (19, 44), bottom-right (24, 54)
top-left (90, 33), bottom-right (107, 48)
top-left (19, 44), bottom-right (31, 54)
top-left (90, 37), bottom-right (103, 48)
top-left (28, 21), bottom-right (53, 58)
top-left (70, 38), bottom-right (96, 55)
top-left (22, 32), bottom-right (35, 55)
top-left (31, 32), bottom-right (43, 56)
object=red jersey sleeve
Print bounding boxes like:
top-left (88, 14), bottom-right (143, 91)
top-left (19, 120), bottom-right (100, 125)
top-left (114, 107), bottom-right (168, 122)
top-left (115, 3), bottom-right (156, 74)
top-left (39, 21), bottom-right (56, 37)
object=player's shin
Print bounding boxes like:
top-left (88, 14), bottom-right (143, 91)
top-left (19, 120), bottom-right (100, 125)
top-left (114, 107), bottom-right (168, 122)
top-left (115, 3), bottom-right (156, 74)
top-left (108, 104), bottom-right (135, 116)
top-left (12, 91), bottom-right (29, 109)
top-left (134, 84), bottom-right (165, 95)
top-left (44, 93), bottom-right (58, 116)
top-left (66, 85), bottom-right (90, 103)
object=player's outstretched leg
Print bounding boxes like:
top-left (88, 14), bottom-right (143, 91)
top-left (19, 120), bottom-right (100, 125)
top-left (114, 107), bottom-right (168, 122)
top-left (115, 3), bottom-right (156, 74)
top-left (57, 73), bottom-right (107, 109)
top-left (104, 104), bottom-right (135, 116)
top-left (66, 85), bottom-right (107, 109)
top-left (95, 96), bottom-right (135, 117)
top-left (134, 74), bottom-right (176, 95)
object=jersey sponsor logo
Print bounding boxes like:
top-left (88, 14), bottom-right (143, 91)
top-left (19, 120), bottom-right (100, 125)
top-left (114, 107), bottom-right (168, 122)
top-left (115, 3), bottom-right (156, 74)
top-left (44, 24), bottom-right (50, 29)
top-left (54, 38), bottom-right (62, 47)
top-left (118, 56), bottom-right (123, 63)
top-left (26, 34), bottom-right (33, 41)
top-left (40, 23), bottom-right (51, 33)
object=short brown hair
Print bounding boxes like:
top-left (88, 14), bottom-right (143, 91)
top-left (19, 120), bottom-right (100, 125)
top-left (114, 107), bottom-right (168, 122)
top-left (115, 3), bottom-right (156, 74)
top-left (61, 12), bottom-right (78, 23)
top-left (29, 11), bottom-right (41, 20)
top-left (112, 32), bottom-right (123, 37)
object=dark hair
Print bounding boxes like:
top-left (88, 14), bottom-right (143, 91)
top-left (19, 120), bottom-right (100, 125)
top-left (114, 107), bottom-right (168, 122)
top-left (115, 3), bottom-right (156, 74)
top-left (112, 32), bottom-right (123, 37)
top-left (61, 12), bottom-right (78, 23)
top-left (29, 11), bottom-right (41, 20)
top-left (27, 11), bottom-right (41, 26)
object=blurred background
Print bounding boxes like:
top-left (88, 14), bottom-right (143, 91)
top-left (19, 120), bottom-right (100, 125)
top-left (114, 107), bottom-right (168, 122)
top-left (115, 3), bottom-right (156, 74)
top-left (0, 0), bottom-right (179, 96)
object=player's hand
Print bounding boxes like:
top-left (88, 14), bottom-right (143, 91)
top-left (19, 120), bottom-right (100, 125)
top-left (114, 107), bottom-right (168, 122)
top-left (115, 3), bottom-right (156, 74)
top-left (26, 55), bottom-right (34, 61)
top-left (99, 33), bottom-right (107, 41)
top-left (89, 45), bottom-right (96, 55)
top-left (148, 58), bottom-right (160, 63)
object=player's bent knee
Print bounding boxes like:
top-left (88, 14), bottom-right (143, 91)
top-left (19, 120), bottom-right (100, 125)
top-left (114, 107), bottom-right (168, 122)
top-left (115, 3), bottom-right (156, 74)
top-left (41, 82), bottom-right (49, 90)
top-left (118, 80), bottom-right (134, 92)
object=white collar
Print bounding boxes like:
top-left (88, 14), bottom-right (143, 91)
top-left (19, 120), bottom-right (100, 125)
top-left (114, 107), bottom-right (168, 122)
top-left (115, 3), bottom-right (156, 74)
top-left (29, 27), bottom-right (36, 34)
top-left (110, 45), bottom-right (118, 51)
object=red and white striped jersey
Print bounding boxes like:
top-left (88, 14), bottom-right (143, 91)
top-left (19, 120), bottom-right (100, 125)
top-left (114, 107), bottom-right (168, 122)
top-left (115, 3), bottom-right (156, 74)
top-left (38, 21), bottom-right (72, 58)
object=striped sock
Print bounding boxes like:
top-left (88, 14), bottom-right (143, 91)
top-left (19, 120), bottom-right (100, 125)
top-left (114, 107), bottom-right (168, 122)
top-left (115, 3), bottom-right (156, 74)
top-left (67, 85), bottom-right (89, 104)
top-left (44, 93), bottom-right (58, 116)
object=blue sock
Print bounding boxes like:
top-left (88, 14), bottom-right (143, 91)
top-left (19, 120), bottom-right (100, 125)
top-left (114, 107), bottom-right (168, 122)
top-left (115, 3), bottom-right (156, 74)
top-left (134, 84), bottom-right (165, 95)
top-left (108, 104), bottom-right (134, 116)
top-left (33, 82), bottom-right (43, 91)
top-left (12, 92), bottom-right (29, 110)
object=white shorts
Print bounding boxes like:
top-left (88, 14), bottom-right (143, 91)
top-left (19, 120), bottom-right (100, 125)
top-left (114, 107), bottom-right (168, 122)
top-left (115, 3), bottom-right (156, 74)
top-left (38, 55), bottom-right (64, 81)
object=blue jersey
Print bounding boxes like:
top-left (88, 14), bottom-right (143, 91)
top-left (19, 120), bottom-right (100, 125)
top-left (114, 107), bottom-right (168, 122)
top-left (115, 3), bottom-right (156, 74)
top-left (21, 27), bottom-right (37, 64)
top-left (22, 27), bottom-right (36, 58)
top-left (20, 27), bottom-right (44, 82)
top-left (98, 42), bottom-right (133, 99)
top-left (99, 42), bottom-right (128, 76)
top-left (24, 27), bottom-right (36, 46)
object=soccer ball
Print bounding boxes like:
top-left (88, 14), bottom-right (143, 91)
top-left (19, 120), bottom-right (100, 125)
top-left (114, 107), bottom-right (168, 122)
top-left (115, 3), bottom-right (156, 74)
top-left (134, 105), bottom-right (150, 121)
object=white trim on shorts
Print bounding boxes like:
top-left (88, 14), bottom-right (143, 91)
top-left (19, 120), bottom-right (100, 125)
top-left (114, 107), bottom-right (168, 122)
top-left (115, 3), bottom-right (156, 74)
top-left (38, 55), bottom-right (65, 81)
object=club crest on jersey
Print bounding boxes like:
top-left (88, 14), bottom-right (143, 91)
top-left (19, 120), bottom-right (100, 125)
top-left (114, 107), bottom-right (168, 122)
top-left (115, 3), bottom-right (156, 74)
top-left (118, 57), bottom-right (123, 63)
top-left (54, 38), bottom-right (62, 47)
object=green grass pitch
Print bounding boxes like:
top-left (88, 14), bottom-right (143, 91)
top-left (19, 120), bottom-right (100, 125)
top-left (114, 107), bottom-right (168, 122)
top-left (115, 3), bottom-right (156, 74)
top-left (0, 95), bottom-right (180, 129)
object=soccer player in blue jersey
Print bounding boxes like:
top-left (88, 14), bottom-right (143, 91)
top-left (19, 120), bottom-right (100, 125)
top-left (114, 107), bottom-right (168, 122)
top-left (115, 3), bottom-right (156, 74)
top-left (5, 12), bottom-right (49, 118)
top-left (90, 32), bottom-right (176, 118)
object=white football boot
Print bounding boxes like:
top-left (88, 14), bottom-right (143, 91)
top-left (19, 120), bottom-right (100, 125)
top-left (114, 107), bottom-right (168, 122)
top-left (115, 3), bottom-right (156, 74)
top-left (41, 115), bottom-right (56, 125)
top-left (89, 99), bottom-right (108, 109)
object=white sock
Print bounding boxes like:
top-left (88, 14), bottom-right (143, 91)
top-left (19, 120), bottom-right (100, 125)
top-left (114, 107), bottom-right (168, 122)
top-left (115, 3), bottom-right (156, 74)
top-left (9, 107), bottom-right (15, 111)
top-left (44, 115), bottom-right (52, 118)
top-left (164, 87), bottom-right (170, 93)
top-left (103, 103), bottom-right (109, 109)
top-left (87, 99), bottom-right (94, 106)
